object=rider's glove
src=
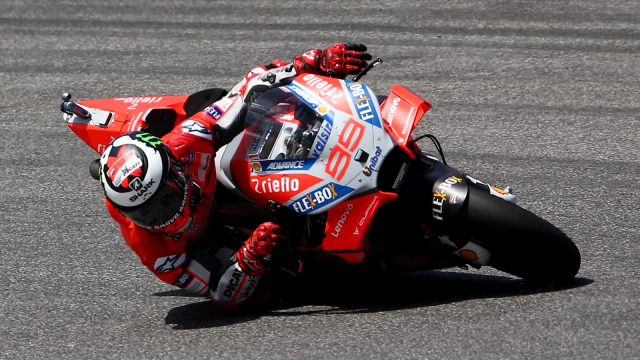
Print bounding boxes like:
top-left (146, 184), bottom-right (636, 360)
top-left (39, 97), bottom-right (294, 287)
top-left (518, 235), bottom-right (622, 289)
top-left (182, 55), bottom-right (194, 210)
top-left (293, 43), bottom-right (372, 78)
top-left (236, 222), bottom-right (283, 276)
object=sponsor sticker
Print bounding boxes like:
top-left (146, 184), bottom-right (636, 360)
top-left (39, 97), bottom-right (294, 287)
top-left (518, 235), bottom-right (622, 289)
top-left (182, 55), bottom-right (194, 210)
top-left (431, 174), bottom-right (467, 221)
top-left (251, 159), bottom-right (313, 173)
top-left (290, 183), bottom-right (352, 214)
top-left (347, 82), bottom-right (381, 127)
top-left (154, 254), bottom-right (186, 273)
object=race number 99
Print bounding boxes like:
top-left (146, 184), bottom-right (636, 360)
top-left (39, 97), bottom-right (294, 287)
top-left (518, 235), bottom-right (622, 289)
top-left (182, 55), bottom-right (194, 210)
top-left (325, 118), bottom-right (365, 181)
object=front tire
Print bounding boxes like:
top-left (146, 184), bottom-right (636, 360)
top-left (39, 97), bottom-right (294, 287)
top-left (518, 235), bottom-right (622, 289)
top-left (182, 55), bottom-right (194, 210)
top-left (453, 185), bottom-right (581, 284)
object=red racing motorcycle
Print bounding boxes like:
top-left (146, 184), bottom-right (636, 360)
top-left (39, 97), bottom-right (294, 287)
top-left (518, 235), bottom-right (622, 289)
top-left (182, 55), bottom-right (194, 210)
top-left (61, 59), bottom-right (580, 286)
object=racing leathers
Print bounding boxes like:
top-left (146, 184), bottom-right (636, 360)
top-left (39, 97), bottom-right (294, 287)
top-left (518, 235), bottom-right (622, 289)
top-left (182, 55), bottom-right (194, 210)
top-left (105, 44), bottom-right (372, 309)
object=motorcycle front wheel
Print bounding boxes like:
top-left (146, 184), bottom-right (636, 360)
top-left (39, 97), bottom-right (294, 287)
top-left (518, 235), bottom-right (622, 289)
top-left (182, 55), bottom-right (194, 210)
top-left (454, 185), bottom-right (581, 285)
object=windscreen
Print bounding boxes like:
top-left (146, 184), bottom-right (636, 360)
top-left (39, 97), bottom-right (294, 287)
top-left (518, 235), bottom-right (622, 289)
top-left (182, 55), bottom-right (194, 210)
top-left (243, 87), bottom-right (326, 160)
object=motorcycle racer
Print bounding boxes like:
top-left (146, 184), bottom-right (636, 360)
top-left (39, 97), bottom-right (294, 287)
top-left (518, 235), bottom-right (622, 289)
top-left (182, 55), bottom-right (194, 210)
top-left (100, 43), bottom-right (372, 308)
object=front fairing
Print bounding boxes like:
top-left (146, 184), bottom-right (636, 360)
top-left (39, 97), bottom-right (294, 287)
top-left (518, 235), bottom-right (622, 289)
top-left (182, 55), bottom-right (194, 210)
top-left (216, 75), bottom-right (396, 215)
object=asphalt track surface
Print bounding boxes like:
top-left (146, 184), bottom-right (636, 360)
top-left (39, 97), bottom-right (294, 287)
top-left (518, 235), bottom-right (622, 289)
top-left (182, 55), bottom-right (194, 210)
top-left (1, 1), bottom-right (639, 359)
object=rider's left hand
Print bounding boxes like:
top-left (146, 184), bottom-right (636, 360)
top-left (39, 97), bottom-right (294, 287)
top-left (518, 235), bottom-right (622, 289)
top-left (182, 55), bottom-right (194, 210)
top-left (294, 43), bottom-right (372, 78)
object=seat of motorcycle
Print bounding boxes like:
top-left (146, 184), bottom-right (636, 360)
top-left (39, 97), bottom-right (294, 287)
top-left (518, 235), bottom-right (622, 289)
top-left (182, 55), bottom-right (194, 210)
top-left (183, 88), bottom-right (228, 118)
top-left (143, 108), bottom-right (177, 138)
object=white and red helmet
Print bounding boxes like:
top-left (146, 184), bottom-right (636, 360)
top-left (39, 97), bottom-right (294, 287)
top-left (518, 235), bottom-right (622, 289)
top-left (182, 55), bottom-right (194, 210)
top-left (99, 132), bottom-right (193, 233)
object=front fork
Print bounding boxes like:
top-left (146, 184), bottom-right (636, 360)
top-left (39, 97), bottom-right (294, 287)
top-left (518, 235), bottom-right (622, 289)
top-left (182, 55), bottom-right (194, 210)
top-left (417, 152), bottom-right (515, 268)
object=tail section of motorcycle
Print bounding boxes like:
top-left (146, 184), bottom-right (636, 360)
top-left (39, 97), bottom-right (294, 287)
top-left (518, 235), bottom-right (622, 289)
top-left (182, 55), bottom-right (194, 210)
top-left (61, 88), bottom-right (228, 155)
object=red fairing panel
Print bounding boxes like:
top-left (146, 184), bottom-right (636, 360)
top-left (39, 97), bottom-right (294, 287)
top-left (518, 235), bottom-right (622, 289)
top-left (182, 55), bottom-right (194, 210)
top-left (322, 191), bottom-right (397, 263)
top-left (69, 96), bottom-right (188, 154)
top-left (380, 84), bottom-right (431, 148)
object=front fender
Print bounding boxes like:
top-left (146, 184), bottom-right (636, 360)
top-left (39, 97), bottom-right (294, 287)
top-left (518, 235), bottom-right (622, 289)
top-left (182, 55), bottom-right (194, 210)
top-left (430, 172), bottom-right (468, 222)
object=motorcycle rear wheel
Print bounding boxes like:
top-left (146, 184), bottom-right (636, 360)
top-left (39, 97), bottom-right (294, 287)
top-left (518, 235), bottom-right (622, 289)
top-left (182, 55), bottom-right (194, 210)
top-left (456, 185), bottom-right (581, 285)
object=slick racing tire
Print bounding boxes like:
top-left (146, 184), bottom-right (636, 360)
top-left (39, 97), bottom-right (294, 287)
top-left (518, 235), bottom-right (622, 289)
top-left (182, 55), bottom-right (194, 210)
top-left (456, 185), bottom-right (581, 285)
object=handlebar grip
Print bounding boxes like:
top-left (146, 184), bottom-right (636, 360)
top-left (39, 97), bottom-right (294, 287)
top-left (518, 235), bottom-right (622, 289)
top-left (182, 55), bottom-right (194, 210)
top-left (61, 101), bottom-right (91, 120)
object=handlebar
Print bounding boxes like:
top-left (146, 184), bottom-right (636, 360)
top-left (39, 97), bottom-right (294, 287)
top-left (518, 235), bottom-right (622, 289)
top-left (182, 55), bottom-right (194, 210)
top-left (60, 92), bottom-right (91, 120)
top-left (352, 58), bottom-right (383, 82)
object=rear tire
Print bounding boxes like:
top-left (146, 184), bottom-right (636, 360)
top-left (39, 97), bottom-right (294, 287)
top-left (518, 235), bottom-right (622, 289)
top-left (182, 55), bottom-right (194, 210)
top-left (453, 185), bottom-right (581, 284)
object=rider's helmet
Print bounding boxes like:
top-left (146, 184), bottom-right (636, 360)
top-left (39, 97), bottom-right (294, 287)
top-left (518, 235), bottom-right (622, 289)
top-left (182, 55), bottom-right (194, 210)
top-left (99, 132), bottom-right (194, 233)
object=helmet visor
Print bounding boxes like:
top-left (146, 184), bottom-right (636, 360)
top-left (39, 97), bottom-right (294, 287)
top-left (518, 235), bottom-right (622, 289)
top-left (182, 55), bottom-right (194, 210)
top-left (119, 166), bottom-right (189, 230)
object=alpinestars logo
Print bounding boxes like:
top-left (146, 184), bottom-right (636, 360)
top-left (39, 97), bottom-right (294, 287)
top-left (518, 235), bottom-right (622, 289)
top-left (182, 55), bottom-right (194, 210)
top-left (154, 254), bottom-right (186, 273)
top-left (181, 120), bottom-right (213, 140)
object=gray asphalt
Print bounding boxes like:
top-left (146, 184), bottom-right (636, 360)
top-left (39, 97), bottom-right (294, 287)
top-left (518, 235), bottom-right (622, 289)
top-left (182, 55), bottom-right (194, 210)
top-left (1, 1), bottom-right (638, 359)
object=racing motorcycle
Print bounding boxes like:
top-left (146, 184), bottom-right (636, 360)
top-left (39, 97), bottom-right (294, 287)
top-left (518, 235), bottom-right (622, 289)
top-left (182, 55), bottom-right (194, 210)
top-left (60, 59), bottom-right (580, 286)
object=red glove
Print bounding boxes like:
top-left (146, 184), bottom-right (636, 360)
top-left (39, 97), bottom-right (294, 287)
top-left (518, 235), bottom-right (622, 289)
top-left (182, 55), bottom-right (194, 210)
top-left (293, 43), bottom-right (372, 78)
top-left (236, 222), bottom-right (283, 276)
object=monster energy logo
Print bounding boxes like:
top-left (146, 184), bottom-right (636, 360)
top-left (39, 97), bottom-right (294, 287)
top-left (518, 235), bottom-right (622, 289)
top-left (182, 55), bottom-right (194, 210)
top-left (135, 132), bottom-right (163, 148)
